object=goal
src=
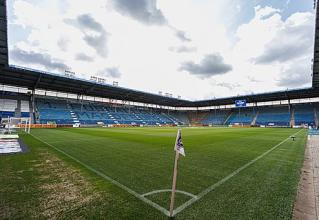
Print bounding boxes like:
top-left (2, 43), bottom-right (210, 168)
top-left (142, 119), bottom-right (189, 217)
top-left (0, 117), bottom-right (31, 134)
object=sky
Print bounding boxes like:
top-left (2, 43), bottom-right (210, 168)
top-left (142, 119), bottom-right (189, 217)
top-left (7, 0), bottom-right (315, 101)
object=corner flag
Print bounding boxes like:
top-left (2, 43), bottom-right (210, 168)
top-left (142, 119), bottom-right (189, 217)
top-left (175, 129), bottom-right (185, 156)
top-left (169, 129), bottom-right (185, 217)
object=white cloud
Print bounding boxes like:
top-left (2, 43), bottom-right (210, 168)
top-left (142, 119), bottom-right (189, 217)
top-left (254, 6), bottom-right (281, 20)
top-left (7, 1), bottom-right (315, 100)
top-left (228, 5), bottom-right (314, 94)
top-left (254, 12), bottom-right (314, 64)
top-left (110, 0), bottom-right (167, 26)
top-left (179, 53), bottom-right (232, 79)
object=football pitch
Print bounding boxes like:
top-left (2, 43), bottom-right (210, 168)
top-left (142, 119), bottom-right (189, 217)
top-left (1, 127), bottom-right (307, 219)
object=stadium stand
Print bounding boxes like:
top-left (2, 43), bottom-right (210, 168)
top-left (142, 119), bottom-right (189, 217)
top-left (1, 93), bottom-right (319, 128)
top-left (202, 109), bottom-right (231, 125)
top-left (35, 98), bottom-right (73, 124)
top-left (35, 97), bottom-right (178, 125)
top-left (169, 111), bottom-right (190, 125)
top-left (294, 103), bottom-right (316, 126)
top-left (188, 111), bottom-right (210, 124)
top-left (255, 105), bottom-right (291, 126)
top-left (30, 98), bottom-right (319, 128)
top-left (226, 108), bottom-right (256, 125)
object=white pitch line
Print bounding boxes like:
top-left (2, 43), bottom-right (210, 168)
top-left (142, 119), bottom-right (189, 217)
top-left (142, 189), bottom-right (197, 199)
top-left (173, 129), bottom-right (304, 216)
top-left (29, 133), bottom-right (170, 217)
top-left (48, 137), bottom-right (107, 143)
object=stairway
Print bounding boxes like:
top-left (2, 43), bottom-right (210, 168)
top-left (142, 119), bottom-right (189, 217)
top-left (134, 113), bottom-right (145, 124)
top-left (67, 103), bottom-right (79, 124)
top-left (163, 113), bottom-right (179, 125)
top-left (251, 111), bottom-right (259, 126)
top-left (223, 112), bottom-right (233, 125)
top-left (70, 111), bottom-right (79, 124)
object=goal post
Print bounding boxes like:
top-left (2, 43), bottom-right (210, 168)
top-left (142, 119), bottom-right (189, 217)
top-left (1, 117), bottom-right (31, 134)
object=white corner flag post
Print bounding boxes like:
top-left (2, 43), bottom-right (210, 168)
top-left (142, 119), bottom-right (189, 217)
top-left (169, 129), bottom-right (185, 217)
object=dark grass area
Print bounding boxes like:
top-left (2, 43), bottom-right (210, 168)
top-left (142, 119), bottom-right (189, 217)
top-left (0, 133), bottom-right (165, 219)
top-left (0, 127), bottom-right (307, 219)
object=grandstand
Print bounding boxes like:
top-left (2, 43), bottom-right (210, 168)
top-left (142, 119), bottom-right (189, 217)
top-left (255, 105), bottom-right (291, 127)
top-left (1, 0), bottom-right (319, 219)
top-left (226, 108), bottom-right (255, 125)
top-left (201, 109), bottom-right (231, 125)
top-left (35, 97), bottom-right (178, 126)
top-left (1, 91), bottom-right (319, 127)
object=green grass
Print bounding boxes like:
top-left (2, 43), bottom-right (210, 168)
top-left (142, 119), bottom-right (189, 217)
top-left (1, 127), bottom-right (307, 219)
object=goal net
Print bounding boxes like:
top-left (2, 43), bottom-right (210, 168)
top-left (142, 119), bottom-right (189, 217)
top-left (0, 117), bottom-right (31, 134)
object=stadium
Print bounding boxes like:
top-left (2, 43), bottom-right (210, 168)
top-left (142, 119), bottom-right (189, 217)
top-left (1, 0), bottom-right (319, 219)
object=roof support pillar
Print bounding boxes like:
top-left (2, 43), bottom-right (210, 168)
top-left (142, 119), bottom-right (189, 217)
top-left (30, 89), bottom-right (35, 124)
top-left (33, 74), bottom-right (42, 90)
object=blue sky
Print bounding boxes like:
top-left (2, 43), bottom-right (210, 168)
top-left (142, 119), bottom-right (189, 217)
top-left (7, 0), bottom-right (315, 100)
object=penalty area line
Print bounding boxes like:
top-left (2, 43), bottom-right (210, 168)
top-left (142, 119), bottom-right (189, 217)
top-left (29, 133), bottom-right (170, 217)
top-left (173, 128), bottom-right (304, 216)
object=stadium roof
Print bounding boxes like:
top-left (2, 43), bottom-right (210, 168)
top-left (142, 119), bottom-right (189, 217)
top-left (0, 0), bottom-right (319, 108)
top-left (0, 65), bottom-right (193, 107)
top-left (2, 65), bottom-right (319, 107)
